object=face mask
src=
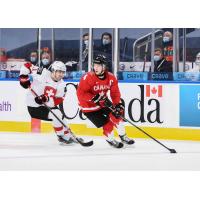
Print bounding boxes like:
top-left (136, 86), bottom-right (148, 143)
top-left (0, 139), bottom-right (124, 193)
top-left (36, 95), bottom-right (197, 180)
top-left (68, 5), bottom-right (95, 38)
top-left (30, 57), bottom-right (37, 63)
top-left (102, 39), bottom-right (110, 45)
top-left (42, 58), bottom-right (49, 66)
top-left (163, 36), bottom-right (170, 43)
top-left (84, 40), bottom-right (89, 47)
top-left (154, 55), bottom-right (161, 62)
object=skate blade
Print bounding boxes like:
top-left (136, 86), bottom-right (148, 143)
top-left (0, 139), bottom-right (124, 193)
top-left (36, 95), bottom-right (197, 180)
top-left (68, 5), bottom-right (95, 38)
top-left (59, 142), bottom-right (76, 146)
top-left (121, 141), bottom-right (135, 145)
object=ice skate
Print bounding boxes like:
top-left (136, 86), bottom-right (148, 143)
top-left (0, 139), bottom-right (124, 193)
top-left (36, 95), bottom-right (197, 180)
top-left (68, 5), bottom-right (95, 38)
top-left (57, 135), bottom-right (75, 145)
top-left (106, 139), bottom-right (124, 148)
top-left (119, 134), bottom-right (135, 145)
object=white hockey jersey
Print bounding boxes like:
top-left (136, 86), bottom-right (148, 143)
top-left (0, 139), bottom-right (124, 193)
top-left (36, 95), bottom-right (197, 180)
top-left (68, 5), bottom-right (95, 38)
top-left (20, 64), bottom-right (66, 108)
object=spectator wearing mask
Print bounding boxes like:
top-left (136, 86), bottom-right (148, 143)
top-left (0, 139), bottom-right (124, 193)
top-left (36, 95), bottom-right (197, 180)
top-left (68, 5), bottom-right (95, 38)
top-left (37, 51), bottom-right (52, 74)
top-left (163, 31), bottom-right (173, 62)
top-left (41, 52), bottom-right (51, 68)
top-left (154, 48), bottom-right (173, 72)
top-left (21, 51), bottom-right (38, 75)
top-left (95, 32), bottom-right (113, 72)
top-left (29, 51), bottom-right (38, 66)
top-left (82, 33), bottom-right (89, 71)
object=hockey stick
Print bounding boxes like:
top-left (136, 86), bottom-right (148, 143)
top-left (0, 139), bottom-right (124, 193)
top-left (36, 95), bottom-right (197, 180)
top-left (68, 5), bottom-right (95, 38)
top-left (104, 99), bottom-right (177, 153)
top-left (29, 87), bottom-right (93, 147)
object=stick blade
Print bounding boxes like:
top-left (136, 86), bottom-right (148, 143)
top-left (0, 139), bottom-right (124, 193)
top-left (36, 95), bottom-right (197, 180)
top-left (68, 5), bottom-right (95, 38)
top-left (169, 149), bottom-right (177, 153)
top-left (76, 138), bottom-right (94, 147)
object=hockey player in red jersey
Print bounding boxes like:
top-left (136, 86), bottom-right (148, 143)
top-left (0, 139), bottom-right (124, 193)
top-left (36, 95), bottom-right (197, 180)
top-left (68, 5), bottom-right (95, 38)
top-left (19, 61), bottom-right (78, 144)
top-left (77, 55), bottom-right (134, 148)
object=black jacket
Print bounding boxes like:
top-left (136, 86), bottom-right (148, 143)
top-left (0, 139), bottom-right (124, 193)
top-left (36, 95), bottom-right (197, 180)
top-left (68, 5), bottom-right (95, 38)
top-left (154, 58), bottom-right (173, 72)
top-left (82, 47), bottom-right (88, 71)
top-left (94, 43), bottom-right (112, 72)
top-left (37, 62), bottom-right (52, 74)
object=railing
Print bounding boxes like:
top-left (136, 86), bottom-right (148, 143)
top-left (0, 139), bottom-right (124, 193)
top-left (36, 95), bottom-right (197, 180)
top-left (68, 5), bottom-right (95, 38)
top-left (132, 29), bottom-right (163, 62)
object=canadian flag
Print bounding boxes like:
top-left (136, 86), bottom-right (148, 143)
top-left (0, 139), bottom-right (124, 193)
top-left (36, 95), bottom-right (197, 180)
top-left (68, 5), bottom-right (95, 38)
top-left (146, 85), bottom-right (163, 97)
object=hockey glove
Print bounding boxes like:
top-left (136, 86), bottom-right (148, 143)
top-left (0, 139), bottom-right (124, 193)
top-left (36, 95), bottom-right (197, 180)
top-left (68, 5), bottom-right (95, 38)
top-left (35, 94), bottom-right (49, 105)
top-left (104, 98), bottom-right (114, 109)
top-left (112, 103), bottom-right (124, 118)
top-left (92, 94), bottom-right (110, 107)
top-left (19, 74), bottom-right (31, 89)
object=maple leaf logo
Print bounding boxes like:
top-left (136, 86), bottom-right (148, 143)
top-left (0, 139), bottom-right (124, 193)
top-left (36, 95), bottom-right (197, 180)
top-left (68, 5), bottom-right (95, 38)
top-left (146, 85), bottom-right (163, 97)
top-left (151, 87), bottom-right (157, 94)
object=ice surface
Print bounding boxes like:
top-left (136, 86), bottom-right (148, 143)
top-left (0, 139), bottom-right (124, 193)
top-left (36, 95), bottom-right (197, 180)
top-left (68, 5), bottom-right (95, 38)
top-left (0, 132), bottom-right (200, 170)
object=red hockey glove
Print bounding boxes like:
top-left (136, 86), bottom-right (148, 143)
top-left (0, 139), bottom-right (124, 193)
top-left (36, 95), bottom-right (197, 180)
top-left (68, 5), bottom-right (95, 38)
top-left (19, 74), bottom-right (31, 89)
top-left (104, 98), bottom-right (114, 108)
top-left (35, 94), bottom-right (49, 105)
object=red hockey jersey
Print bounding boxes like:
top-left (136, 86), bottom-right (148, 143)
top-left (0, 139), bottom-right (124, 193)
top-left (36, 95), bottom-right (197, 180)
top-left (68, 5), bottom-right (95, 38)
top-left (77, 71), bottom-right (121, 112)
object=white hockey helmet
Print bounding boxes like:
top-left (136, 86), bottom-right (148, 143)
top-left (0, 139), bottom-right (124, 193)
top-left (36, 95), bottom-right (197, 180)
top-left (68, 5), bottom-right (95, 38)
top-left (51, 61), bottom-right (66, 73)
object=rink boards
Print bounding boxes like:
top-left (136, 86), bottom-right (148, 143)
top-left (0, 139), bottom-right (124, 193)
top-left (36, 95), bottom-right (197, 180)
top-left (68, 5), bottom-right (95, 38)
top-left (1, 80), bottom-right (200, 140)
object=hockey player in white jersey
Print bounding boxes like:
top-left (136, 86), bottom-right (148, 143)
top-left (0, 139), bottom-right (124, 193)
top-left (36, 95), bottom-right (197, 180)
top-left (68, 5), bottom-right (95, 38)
top-left (19, 61), bottom-right (78, 144)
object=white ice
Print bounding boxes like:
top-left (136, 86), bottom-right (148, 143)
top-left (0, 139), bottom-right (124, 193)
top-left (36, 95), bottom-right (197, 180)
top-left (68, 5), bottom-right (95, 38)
top-left (0, 132), bottom-right (200, 170)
